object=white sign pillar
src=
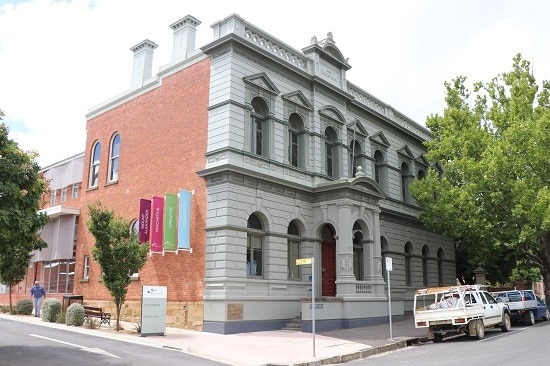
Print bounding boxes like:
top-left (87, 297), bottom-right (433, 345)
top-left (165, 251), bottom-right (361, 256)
top-left (386, 257), bottom-right (393, 340)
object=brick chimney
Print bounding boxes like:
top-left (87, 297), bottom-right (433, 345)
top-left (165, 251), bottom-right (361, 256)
top-left (130, 39), bottom-right (158, 89)
top-left (170, 15), bottom-right (201, 62)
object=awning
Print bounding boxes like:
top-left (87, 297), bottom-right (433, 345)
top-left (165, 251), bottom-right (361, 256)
top-left (33, 209), bottom-right (78, 262)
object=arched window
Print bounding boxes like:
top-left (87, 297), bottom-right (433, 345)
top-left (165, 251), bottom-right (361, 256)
top-left (246, 213), bottom-right (264, 278)
top-left (287, 220), bottom-right (301, 280)
top-left (288, 113), bottom-right (304, 168)
top-left (108, 133), bottom-right (120, 182)
top-left (89, 141), bottom-right (101, 188)
top-left (437, 248), bottom-right (444, 286)
top-left (374, 150), bottom-right (385, 185)
top-left (250, 97), bottom-right (269, 156)
top-left (401, 162), bottom-right (411, 202)
top-left (352, 222), bottom-right (364, 280)
top-left (325, 127), bottom-right (338, 178)
top-left (422, 245), bottom-right (430, 286)
top-left (349, 140), bottom-right (362, 178)
top-left (417, 169), bottom-right (426, 180)
top-left (381, 237), bottom-right (389, 280)
top-left (405, 242), bottom-right (413, 286)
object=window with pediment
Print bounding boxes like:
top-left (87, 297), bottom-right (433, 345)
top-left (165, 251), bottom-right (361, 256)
top-left (349, 140), bottom-right (363, 178)
top-left (288, 113), bottom-right (305, 168)
top-left (250, 97), bottom-right (269, 157)
top-left (324, 127), bottom-right (339, 178)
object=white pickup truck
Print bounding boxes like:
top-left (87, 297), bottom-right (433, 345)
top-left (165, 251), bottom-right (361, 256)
top-left (413, 285), bottom-right (511, 342)
top-left (491, 289), bottom-right (539, 325)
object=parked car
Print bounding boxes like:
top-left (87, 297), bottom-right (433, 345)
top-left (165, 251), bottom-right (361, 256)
top-left (533, 295), bottom-right (550, 321)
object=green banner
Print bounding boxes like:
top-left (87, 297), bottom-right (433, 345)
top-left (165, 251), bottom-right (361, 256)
top-left (163, 193), bottom-right (177, 251)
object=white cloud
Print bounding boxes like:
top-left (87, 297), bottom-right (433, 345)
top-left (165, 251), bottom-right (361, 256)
top-left (1, 0), bottom-right (548, 166)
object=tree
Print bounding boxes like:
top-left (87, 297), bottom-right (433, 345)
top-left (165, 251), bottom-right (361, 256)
top-left (87, 201), bottom-right (149, 330)
top-left (0, 112), bottom-right (49, 312)
top-left (411, 54), bottom-right (550, 296)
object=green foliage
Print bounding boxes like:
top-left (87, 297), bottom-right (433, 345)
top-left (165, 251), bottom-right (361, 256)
top-left (411, 54), bottom-right (550, 295)
top-left (41, 298), bottom-right (62, 322)
top-left (87, 201), bottom-right (149, 330)
top-left (0, 304), bottom-right (9, 313)
top-left (133, 321), bottom-right (142, 333)
top-left (15, 298), bottom-right (33, 315)
top-left (65, 303), bottom-right (85, 326)
top-left (0, 114), bottom-right (50, 311)
top-left (56, 311), bottom-right (65, 323)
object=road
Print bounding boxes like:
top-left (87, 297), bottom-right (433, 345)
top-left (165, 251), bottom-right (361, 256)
top-left (0, 317), bottom-right (228, 366)
top-left (339, 321), bottom-right (550, 365)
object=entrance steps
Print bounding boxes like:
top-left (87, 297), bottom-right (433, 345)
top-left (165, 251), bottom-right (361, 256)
top-left (282, 314), bottom-right (302, 331)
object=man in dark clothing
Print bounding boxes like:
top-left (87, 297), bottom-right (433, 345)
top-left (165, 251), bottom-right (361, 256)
top-left (30, 281), bottom-right (46, 317)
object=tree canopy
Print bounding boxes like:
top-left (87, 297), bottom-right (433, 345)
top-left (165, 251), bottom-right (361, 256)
top-left (87, 201), bottom-right (149, 330)
top-left (0, 111), bottom-right (49, 310)
top-left (411, 54), bottom-right (550, 294)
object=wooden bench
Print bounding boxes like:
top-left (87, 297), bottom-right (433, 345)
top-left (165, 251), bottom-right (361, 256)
top-left (83, 305), bottom-right (111, 326)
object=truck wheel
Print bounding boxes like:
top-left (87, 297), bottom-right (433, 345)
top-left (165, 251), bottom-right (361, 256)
top-left (526, 310), bottom-right (535, 326)
top-left (501, 313), bottom-right (511, 332)
top-left (433, 333), bottom-right (444, 343)
top-left (474, 320), bottom-right (485, 340)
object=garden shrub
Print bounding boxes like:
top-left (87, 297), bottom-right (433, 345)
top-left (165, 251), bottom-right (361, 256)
top-left (41, 298), bottom-right (62, 322)
top-left (15, 299), bottom-right (33, 315)
top-left (65, 303), bottom-right (85, 326)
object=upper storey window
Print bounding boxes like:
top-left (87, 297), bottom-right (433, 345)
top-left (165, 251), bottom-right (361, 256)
top-left (324, 127), bottom-right (338, 178)
top-left (250, 97), bottom-right (269, 157)
top-left (374, 150), bottom-right (387, 187)
top-left (89, 141), bottom-right (101, 188)
top-left (108, 134), bottom-right (120, 182)
top-left (288, 113), bottom-right (305, 168)
top-left (349, 140), bottom-right (362, 178)
top-left (401, 162), bottom-right (412, 202)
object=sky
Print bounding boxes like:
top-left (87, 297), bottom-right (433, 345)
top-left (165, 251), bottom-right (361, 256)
top-left (1, 0), bottom-right (549, 167)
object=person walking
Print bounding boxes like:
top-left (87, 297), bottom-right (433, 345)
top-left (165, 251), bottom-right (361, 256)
top-left (30, 281), bottom-right (46, 317)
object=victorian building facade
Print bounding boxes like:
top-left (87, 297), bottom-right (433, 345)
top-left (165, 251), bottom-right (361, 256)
top-left (0, 13), bottom-right (455, 334)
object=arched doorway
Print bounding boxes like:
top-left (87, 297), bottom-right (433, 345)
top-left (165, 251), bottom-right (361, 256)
top-left (321, 225), bottom-right (336, 297)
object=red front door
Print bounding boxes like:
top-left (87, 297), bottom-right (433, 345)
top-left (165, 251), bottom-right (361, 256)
top-left (321, 241), bottom-right (336, 297)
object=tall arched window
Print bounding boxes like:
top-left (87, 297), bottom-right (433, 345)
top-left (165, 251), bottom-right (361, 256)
top-left (247, 213), bottom-right (264, 278)
top-left (325, 127), bottom-right (338, 178)
top-left (288, 113), bottom-right (304, 168)
top-left (437, 248), bottom-right (444, 286)
top-left (108, 133), bottom-right (120, 182)
top-left (349, 140), bottom-right (362, 178)
top-left (352, 222), bottom-right (364, 280)
top-left (250, 97), bottom-right (269, 156)
top-left (401, 162), bottom-right (411, 202)
top-left (381, 237), bottom-right (389, 280)
top-left (287, 220), bottom-right (301, 280)
top-left (422, 245), bottom-right (430, 286)
top-left (89, 141), bottom-right (101, 188)
top-left (405, 242), bottom-right (413, 286)
top-left (374, 150), bottom-right (385, 186)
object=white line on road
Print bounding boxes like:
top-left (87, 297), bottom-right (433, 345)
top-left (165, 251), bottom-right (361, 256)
top-left (29, 334), bottom-right (120, 358)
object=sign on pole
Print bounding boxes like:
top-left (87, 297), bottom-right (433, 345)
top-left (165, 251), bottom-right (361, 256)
top-left (386, 257), bottom-right (393, 340)
top-left (296, 257), bottom-right (315, 357)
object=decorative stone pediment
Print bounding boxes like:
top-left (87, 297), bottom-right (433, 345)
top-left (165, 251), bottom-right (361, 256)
top-left (369, 131), bottom-right (390, 148)
top-left (243, 73), bottom-right (280, 95)
top-left (415, 154), bottom-right (429, 167)
top-left (282, 91), bottom-right (313, 111)
top-left (319, 106), bottom-right (346, 125)
top-left (347, 119), bottom-right (368, 139)
top-left (397, 145), bottom-right (415, 160)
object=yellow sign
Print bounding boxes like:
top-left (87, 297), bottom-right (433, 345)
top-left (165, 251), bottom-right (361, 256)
top-left (296, 258), bottom-right (312, 265)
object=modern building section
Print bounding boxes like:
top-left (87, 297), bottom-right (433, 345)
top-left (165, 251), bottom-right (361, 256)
top-left (0, 13), bottom-right (455, 334)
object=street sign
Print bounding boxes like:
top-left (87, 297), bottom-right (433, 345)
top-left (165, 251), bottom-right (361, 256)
top-left (386, 257), bottom-right (393, 271)
top-left (296, 258), bottom-right (312, 265)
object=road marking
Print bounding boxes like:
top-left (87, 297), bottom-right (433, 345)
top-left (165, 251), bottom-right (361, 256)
top-left (29, 334), bottom-right (120, 358)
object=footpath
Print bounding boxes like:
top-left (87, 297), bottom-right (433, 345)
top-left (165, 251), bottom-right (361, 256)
top-left (0, 312), bottom-right (429, 366)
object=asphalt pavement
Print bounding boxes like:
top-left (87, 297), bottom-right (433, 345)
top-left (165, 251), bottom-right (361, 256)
top-left (0, 312), bottom-right (429, 366)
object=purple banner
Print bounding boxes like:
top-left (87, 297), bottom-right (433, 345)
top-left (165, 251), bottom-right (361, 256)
top-left (139, 199), bottom-right (151, 243)
top-left (150, 196), bottom-right (164, 253)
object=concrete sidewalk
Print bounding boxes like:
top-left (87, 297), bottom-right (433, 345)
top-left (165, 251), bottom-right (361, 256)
top-left (0, 313), bottom-right (429, 366)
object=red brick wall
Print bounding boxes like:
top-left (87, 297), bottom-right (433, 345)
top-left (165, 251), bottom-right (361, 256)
top-left (74, 58), bottom-right (211, 305)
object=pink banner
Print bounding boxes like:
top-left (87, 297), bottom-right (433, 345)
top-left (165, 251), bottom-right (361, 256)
top-left (138, 199), bottom-right (151, 243)
top-left (150, 196), bottom-right (164, 253)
